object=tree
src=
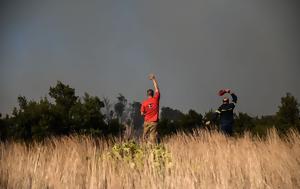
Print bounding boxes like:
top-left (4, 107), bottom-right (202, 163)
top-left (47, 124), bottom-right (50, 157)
top-left (252, 115), bottom-right (276, 137)
top-left (0, 113), bottom-right (7, 141)
top-left (129, 101), bottom-right (144, 136)
top-left (114, 94), bottom-right (127, 123)
top-left (158, 108), bottom-right (204, 137)
top-left (103, 97), bottom-right (113, 123)
top-left (11, 96), bottom-right (52, 140)
top-left (69, 93), bottom-right (106, 136)
top-left (49, 81), bottom-right (78, 111)
top-left (234, 112), bottom-right (255, 135)
top-left (161, 107), bottom-right (184, 122)
top-left (276, 93), bottom-right (300, 132)
top-left (18, 96), bottom-right (27, 110)
top-left (179, 110), bottom-right (203, 133)
top-left (1, 81), bottom-right (127, 140)
top-left (48, 81), bottom-right (79, 135)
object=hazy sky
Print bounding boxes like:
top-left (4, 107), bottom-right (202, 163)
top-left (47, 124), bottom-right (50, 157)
top-left (1, 0), bottom-right (299, 116)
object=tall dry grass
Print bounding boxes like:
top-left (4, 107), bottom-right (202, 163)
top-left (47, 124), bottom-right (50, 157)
top-left (0, 130), bottom-right (300, 189)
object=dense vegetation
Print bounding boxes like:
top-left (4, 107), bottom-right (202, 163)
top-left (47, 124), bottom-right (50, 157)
top-left (1, 131), bottom-right (300, 188)
top-left (0, 81), bottom-right (299, 141)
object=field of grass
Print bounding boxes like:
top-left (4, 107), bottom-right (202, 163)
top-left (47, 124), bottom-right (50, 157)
top-left (0, 130), bottom-right (300, 189)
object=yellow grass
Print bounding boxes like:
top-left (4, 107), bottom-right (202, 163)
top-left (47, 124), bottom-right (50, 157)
top-left (1, 130), bottom-right (300, 189)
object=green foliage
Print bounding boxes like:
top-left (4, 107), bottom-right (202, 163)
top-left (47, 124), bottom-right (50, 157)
top-left (114, 94), bottom-right (127, 123)
top-left (179, 110), bottom-right (203, 132)
top-left (157, 119), bottom-right (178, 137)
top-left (70, 93), bottom-right (107, 136)
top-left (0, 82), bottom-right (299, 141)
top-left (150, 144), bottom-right (172, 169)
top-left (11, 97), bottom-right (52, 140)
top-left (110, 140), bottom-right (144, 165)
top-left (161, 107), bottom-right (184, 122)
top-left (109, 141), bottom-right (172, 169)
top-left (158, 107), bottom-right (203, 138)
top-left (130, 102), bottom-right (143, 128)
top-left (204, 110), bottom-right (216, 122)
top-left (49, 81), bottom-right (78, 111)
top-left (276, 93), bottom-right (300, 132)
top-left (129, 102), bottom-right (143, 136)
top-left (1, 81), bottom-right (124, 141)
top-left (251, 116), bottom-right (276, 137)
top-left (106, 119), bottom-right (126, 136)
top-left (0, 114), bottom-right (8, 140)
top-left (234, 112), bottom-right (255, 135)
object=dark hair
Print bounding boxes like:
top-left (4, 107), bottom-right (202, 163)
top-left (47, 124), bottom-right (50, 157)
top-left (147, 89), bottom-right (154, 97)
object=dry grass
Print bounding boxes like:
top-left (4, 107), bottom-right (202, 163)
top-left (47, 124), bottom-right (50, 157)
top-left (1, 130), bottom-right (300, 189)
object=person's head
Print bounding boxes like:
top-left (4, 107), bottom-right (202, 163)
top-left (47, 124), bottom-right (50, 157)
top-left (223, 97), bottom-right (229, 104)
top-left (147, 89), bottom-right (154, 98)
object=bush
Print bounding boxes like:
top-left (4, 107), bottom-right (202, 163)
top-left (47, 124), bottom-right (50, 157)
top-left (109, 141), bottom-right (172, 169)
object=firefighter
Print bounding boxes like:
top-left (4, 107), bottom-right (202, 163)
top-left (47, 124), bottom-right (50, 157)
top-left (213, 89), bottom-right (238, 136)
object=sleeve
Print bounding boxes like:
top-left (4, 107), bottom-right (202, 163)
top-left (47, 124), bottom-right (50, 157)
top-left (231, 93), bottom-right (238, 103)
top-left (215, 106), bottom-right (221, 114)
top-left (211, 106), bottom-right (221, 123)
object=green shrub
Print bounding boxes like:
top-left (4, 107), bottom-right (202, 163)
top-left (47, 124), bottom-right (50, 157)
top-left (109, 141), bottom-right (172, 169)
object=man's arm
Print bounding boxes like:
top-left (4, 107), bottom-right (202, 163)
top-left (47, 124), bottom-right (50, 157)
top-left (141, 104), bottom-right (145, 116)
top-left (149, 74), bottom-right (159, 93)
top-left (225, 89), bottom-right (237, 103)
top-left (231, 93), bottom-right (237, 103)
top-left (208, 108), bottom-right (220, 124)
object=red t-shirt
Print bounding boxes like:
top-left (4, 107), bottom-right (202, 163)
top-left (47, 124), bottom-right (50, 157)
top-left (141, 92), bottom-right (160, 122)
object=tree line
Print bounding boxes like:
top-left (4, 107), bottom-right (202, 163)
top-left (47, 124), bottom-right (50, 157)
top-left (0, 81), bottom-right (299, 141)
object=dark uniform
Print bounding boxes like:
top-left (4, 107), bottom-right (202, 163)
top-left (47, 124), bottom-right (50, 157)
top-left (215, 93), bottom-right (237, 136)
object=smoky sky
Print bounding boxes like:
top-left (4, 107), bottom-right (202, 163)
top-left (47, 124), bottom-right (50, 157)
top-left (0, 0), bottom-right (299, 116)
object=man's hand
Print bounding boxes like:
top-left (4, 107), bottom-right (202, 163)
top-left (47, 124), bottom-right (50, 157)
top-left (148, 73), bottom-right (155, 80)
top-left (205, 121), bottom-right (211, 126)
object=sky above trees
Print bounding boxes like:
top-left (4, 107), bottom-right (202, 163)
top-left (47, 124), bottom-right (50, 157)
top-left (1, 0), bottom-right (299, 115)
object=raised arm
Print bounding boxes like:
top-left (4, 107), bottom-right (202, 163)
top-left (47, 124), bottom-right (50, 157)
top-left (224, 89), bottom-right (237, 103)
top-left (149, 74), bottom-right (159, 93)
top-left (231, 93), bottom-right (237, 103)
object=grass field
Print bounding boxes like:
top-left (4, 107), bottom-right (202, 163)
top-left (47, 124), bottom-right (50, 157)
top-left (0, 130), bottom-right (300, 189)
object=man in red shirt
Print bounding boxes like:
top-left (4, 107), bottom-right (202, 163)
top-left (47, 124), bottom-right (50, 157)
top-left (141, 74), bottom-right (160, 143)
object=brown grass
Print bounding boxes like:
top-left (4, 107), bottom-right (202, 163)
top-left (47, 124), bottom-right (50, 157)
top-left (1, 130), bottom-right (300, 189)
